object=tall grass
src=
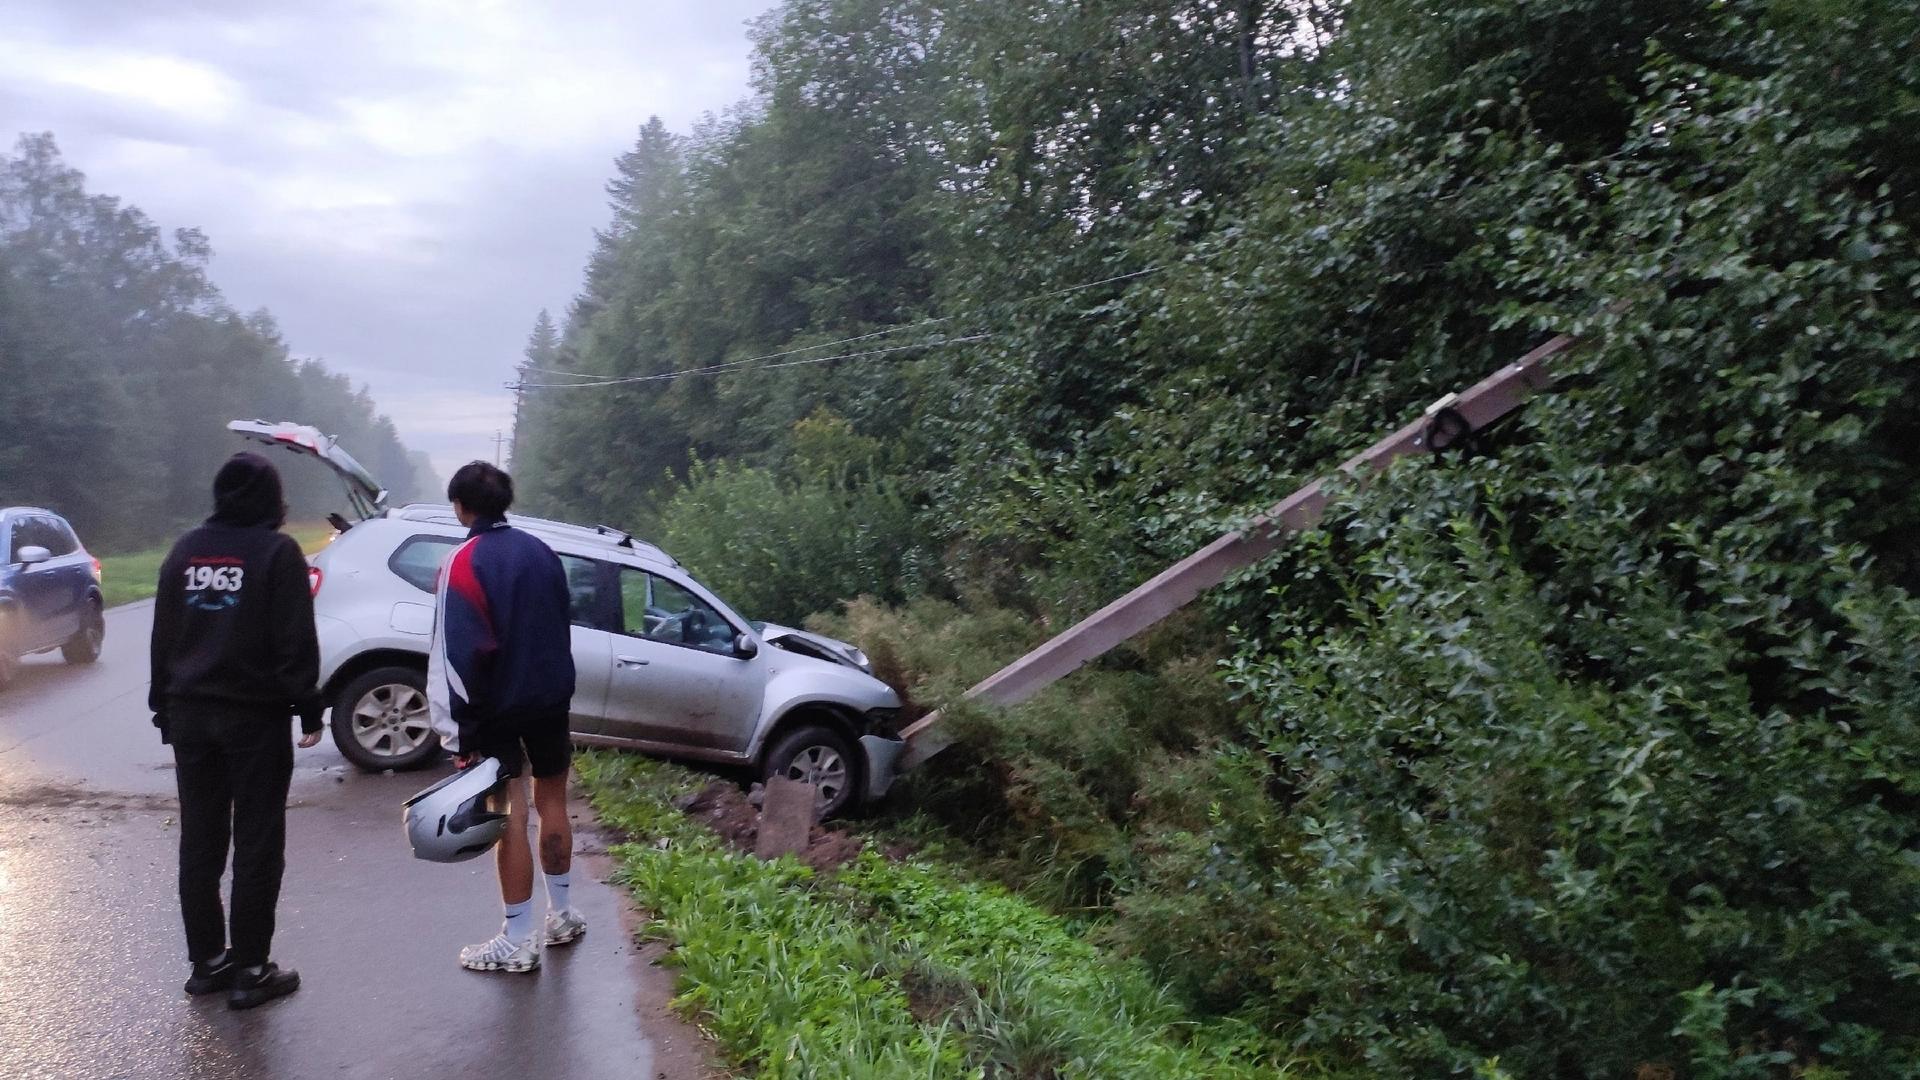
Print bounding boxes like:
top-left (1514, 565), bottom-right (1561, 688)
top-left (575, 750), bottom-right (1303, 1079)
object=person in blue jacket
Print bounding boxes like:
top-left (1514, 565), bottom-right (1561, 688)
top-left (426, 461), bottom-right (581, 973)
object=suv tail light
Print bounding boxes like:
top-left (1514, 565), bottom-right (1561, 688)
top-left (308, 565), bottom-right (323, 597)
top-left (91, 557), bottom-right (103, 581)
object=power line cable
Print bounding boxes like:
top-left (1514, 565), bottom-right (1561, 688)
top-left (513, 252), bottom-right (1219, 390)
top-left (516, 334), bottom-right (995, 389)
top-left (523, 320), bottom-right (949, 381)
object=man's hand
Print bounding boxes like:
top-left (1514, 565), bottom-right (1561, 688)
top-left (453, 752), bottom-right (476, 769)
top-left (297, 730), bottom-right (323, 749)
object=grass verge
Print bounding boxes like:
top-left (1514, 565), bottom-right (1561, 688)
top-left (98, 521), bottom-right (336, 608)
top-left (575, 750), bottom-right (1305, 1080)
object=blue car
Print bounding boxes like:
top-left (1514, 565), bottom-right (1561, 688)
top-left (0, 507), bottom-right (105, 689)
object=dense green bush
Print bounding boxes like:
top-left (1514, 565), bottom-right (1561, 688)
top-left (1187, 20), bottom-right (1920, 1072)
top-left (1197, 454), bottom-right (1920, 1075)
top-left (815, 598), bottom-right (1246, 913)
top-left (661, 413), bottom-right (943, 625)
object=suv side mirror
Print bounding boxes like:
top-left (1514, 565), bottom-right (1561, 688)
top-left (733, 632), bottom-right (759, 659)
top-left (16, 545), bottom-right (51, 567)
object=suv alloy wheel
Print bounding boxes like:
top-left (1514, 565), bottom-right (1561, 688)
top-left (763, 724), bottom-right (859, 818)
top-left (330, 666), bottom-right (440, 771)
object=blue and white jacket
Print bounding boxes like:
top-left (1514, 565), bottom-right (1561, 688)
top-left (427, 517), bottom-right (576, 753)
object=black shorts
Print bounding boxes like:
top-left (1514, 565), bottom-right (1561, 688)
top-left (470, 706), bottom-right (572, 780)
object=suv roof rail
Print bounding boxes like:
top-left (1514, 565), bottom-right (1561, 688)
top-left (591, 524), bottom-right (634, 548)
top-left (388, 503), bottom-right (679, 567)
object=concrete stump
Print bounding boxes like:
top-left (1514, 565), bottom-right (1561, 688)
top-left (754, 776), bottom-right (817, 860)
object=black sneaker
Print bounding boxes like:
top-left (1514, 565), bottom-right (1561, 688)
top-left (228, 963), bottom-right (300, 1010)
top-left (184, 953), bottom-right (236, 996)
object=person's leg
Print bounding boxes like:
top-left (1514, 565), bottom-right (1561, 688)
top-left (172, 720), bottom-right (232, 966)
top-left (494, 772), bottom-right (535, 913)
top-left (527, 710), bottom-right (574, 882)
top-left (533, 769), bottom-right (572, 892)
top-left (526, 710), bottom-right (585, 945)
top-left (458, 735), bottom-right (540, 971)
top-left (532, 771), bottom-right (571, 876)
top-left (226, 714), bottom-right (294, 969)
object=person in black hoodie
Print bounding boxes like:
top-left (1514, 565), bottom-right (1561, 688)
top-left (150, 452), bottom-right (323, 1010)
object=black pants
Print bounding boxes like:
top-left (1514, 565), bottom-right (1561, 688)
top-left (171, 708), bottom-right (295, 967)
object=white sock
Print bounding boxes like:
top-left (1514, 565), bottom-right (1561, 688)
top-left (502, 898), bottom-right (534, 944)
top-left (545, 870), bottom-right (571, 914)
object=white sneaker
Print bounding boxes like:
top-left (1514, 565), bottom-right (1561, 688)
top-left (459, 933), bottom-right (540, 973)
top-left (544, 908), bottom-right (587, 947)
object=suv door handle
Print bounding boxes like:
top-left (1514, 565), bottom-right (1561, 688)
top-left (616, 655), bottom-right (650, 667)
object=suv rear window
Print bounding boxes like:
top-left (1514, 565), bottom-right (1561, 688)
top-left (388, 535), bottom-right (460, 592)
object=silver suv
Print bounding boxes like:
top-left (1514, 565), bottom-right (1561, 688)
top-left (230, 421), bottom-right (906, 815)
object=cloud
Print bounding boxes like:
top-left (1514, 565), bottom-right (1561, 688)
top-left (0, 0), bottom-right (773, 469)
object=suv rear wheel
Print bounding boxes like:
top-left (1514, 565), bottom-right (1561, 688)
top-left (762, 723), bottom-right (859, 819)
top-left (62, 601), bottom-right (104, 664)
top-left (332, 666), bottom-right (440, 771)
top-left (0, 608), bottom-right (16, 690)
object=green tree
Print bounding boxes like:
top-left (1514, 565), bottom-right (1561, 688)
top-left (0, 134), bottom-right (429, 547)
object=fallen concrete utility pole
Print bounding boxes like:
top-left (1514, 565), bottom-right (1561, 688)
top-left (897, 331), bottom-right (1581, 770)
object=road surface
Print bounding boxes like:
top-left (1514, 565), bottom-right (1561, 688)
top-left (0, 601), bottom-right (706, 1080)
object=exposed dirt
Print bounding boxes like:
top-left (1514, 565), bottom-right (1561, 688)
top-left (672, 780), bottom-right (868, 872)
top-left (901, 966), bottom-right (973, 1026)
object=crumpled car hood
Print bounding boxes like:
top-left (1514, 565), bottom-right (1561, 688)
top-left (757, 623), bottom-right (873, 674)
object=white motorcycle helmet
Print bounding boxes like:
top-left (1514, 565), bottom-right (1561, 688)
top-left (403, 757), bottom-right (510, 863)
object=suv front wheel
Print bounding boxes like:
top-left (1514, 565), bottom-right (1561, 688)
top-left (331, 666), bottom-right (441, 772)
top-left (762, 724), bottom-right (859, 819)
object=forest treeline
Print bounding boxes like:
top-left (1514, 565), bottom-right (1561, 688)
top-left (0, 135), bottom-right (434, 551)
top-left (517, 0), bottom-right (1918, 1074)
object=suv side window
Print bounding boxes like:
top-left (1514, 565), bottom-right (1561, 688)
top-left (42, 516), bottom-right (78, 556)
top-left (388, 535), bottom-right (460, 593)
top-left (11, 516), bottom-right (60, 558)
top-left (619, 568), bottom-right (735, 654)
top-left (559, 554), bottom-right (617, 632)
top-left (390, 537), bottom-right (617, 633)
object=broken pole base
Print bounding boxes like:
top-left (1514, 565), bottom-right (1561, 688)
top-left (754, 776), bottom-right (817, 860)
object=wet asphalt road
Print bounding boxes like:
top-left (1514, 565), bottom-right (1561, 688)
top-left (0, 601), bottom-right (700, 1080)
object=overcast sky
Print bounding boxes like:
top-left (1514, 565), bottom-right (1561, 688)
top-left (0, 0), bottom-right (772, 479)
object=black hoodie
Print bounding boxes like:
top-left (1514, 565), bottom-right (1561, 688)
top-left (149, 453), bottom-right (322, 737)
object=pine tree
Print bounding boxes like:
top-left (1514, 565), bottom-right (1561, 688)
top-left (509, 309), bottom-right (559, 471)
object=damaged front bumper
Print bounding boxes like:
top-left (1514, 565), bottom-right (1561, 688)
top-left (859, 733), bottom-right (906, 802)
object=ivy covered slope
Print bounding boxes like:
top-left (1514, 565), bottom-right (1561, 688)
top-left (524, 0), bottom-right (1919, 1075)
